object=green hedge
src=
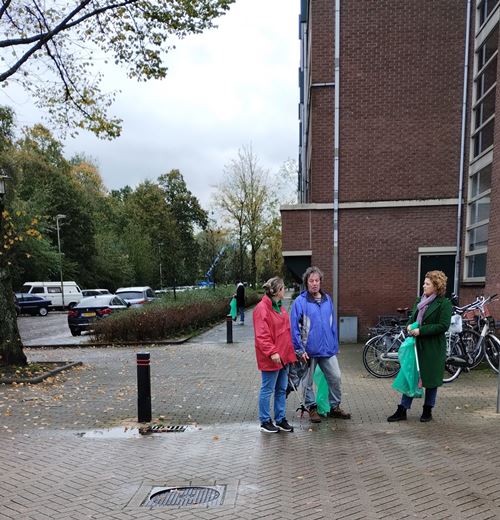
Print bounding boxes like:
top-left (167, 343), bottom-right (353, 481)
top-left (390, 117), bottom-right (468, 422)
top-left (91, 287), bottom-right (260, 342)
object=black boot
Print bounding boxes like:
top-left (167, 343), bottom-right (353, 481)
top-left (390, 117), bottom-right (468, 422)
top-left (387, 405), bottom-right (407, 422)
top-left (420, 405), bottom-right (433, 422)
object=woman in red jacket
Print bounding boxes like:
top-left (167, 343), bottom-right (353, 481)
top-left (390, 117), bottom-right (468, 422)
top-left (253, 277), bottom-right (297, 433)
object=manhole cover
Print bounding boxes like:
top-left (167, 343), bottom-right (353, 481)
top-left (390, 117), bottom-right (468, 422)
top-left (143, 486), bottom-right (225, 508)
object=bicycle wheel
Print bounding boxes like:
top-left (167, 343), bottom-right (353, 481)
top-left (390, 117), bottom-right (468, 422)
top-left (459, 328), bottom-right (484, 369)
top-left (484, 335), bottom-right (499, 374)
top-left (362, 334), bottom-right (400, 378)
top-left (443, 333), bottom-right (464, 383)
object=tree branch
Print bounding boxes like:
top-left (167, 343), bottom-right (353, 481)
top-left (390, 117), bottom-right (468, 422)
top-left (0, 0), bottom-right (141, 81)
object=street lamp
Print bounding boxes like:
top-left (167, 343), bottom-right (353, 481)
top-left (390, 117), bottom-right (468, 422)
top-left (158, 242), bottom-right (164, 290)
top-left (56, 214), bottom-right (66, 308)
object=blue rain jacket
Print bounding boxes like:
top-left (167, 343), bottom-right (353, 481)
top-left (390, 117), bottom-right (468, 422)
top-left (290, 290), bottom-right (339, 358)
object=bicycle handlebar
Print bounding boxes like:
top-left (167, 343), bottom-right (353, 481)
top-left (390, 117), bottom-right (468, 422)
top-left (453, 294), bottom-right (498, 314)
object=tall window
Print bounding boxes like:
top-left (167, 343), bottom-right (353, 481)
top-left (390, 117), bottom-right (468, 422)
top-left (472, 25), bottom-right (497, 159)
top-left (466, 164), bottom-right (491, 279)
top-left (466, 13), bottom-right (498, 281)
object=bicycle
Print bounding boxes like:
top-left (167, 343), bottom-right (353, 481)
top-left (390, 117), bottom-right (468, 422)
top-left (444, 295), bottom-right (500, 382)
top-left (363, 295), bottom-right (500, 381)
top-left (362, 323), bottom-right (406, 378)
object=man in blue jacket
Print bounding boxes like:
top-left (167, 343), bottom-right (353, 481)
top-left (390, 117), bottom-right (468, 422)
top-left (290, 266), bottom-right (351, 423)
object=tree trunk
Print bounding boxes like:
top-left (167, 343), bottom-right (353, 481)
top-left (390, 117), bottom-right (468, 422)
top-left (250, 247), bottom-right (257, 288)
top-left (0, 266), bottom-right (27, 366)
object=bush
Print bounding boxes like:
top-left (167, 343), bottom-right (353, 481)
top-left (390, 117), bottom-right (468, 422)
top-left (91, 286), bottom-right (260, 343)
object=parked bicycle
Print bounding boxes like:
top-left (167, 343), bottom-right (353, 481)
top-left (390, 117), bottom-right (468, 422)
top-left (444, 295), bottom-right (500, 382)
top-left (363, 295), bottom-right (500, 382)
top-left (363, 322), bottom-right (406, 378)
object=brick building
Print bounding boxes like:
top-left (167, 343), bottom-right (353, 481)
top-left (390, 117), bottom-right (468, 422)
top-left (281, 0), bottom-right (500, 338)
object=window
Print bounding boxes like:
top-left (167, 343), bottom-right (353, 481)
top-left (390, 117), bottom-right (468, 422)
top-left (466, 16), bottom-right (498, 281)
top-left (32, 287), bottom-right (44, 294)
top-left (465, 164), bottom-right (491, 279)
top-left (467, 253), bottom-right (487, 278)
top-left (478, 0), bottom-right (500, 27)
top-left (47, 286), bottom-right (62, 293)
top-left (472, 24), bottom-right (498, 159)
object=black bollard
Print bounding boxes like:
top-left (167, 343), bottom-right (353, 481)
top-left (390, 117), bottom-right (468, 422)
top-left (137, 352), bottom-right (152, 423)
top-left (226, 315), bottom-right (233, 344)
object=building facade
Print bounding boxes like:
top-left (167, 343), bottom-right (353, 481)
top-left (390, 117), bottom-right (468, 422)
top-left (281, 0), bottom-right (500, 337)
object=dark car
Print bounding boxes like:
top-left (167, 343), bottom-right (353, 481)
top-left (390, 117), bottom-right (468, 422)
top-left (15, 293), bottom-right (52, 316)
top-left (67, 294), bottom-right (129, 336)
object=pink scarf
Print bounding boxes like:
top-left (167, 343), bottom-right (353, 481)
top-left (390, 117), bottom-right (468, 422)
top-left (416, 293), bottom-right (436, 325)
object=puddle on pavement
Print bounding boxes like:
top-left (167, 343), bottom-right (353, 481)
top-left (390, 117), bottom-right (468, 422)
top-left (76, 425), bottom-right (198, 439)
top-left (76, 427), bottom-right (142, 439)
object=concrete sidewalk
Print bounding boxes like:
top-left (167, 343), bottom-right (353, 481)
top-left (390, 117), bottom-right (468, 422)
top-left (1, 303), bottom-right (500, 519)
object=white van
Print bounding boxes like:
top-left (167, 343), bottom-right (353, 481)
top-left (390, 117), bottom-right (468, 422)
top-left (21, 281), bottom-right (83, 309)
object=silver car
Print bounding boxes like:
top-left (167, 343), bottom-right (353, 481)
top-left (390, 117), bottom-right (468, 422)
top-left (115, 286), bottom-right (157, 307)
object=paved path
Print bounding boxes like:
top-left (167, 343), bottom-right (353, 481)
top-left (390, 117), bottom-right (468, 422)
top-left (1, 303), bottom-right (500, 519)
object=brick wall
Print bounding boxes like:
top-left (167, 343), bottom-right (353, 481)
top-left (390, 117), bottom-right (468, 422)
top-left (340, 0), bottom-right (466, 202)
top-left (338, 205), bottom-right (458, 335)
top-left (309, 0), bottom-right (335, 203)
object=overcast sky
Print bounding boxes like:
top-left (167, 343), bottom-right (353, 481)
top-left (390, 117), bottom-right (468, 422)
top-left (1, 0), bottom-right (299, 209)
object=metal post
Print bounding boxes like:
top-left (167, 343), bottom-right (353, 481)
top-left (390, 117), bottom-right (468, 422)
top-left (497, 360), bottom-right (500, 413)
top-left (56, 214), bottom-right (66, 308)
top-left (226, 315), bottom-right (233, 344)
top-left (158, 242), bottom-right (163, 290)
top-left (137, 352), bottom-right (152, 422)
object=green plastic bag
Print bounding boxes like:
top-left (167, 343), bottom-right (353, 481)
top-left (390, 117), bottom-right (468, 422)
top-left (229, 297), bottom-right (237, 320)
top-left (314, 365), bottom-right (331, 415)
top-left (392, 322), bottom-right (423, 398)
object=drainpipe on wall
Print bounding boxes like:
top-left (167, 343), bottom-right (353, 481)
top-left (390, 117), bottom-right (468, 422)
top-left (333, 0), bottom-right (341, 306)
top-left (454, 0), bottom-right (472, 296)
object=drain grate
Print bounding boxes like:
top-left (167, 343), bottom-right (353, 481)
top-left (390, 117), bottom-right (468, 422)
top-left (149, 424), bottom-right (187, 433)
top-left (142, 486), bottom-right (225, 508)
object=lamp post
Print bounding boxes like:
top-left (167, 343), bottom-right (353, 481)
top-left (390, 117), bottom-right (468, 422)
top-left (158, 242), bottom-right (164, 290)
top-left (56, 214), bottom-right (66, 308)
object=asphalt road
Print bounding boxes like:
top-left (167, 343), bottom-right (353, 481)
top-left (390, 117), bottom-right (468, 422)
top-left (17, 311), bottom-right (90, 346)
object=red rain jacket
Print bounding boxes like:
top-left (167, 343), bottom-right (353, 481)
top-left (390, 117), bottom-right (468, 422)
top-left (253, 295), bottom-right (297, 371)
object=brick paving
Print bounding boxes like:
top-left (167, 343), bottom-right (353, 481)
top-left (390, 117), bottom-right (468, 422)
top-left (1, 301), bottom-right (500, 519)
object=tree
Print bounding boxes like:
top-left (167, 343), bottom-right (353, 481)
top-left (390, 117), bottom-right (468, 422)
top-left (159, 169), bottom-right (208, 284)
top-left (0, 107), bottom-right (41, 365)
top-left (15, 125), bottom-right (97, 286)
top-left (0, 0), bottom-right (235, 138)
top-left (214, 145), bottom-right (276, 287)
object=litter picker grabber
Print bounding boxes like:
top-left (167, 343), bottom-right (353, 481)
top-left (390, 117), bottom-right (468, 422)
top-left (284, 359), bottom-right (309, 417)
top-left (414, 341), bottom-right (423, 389)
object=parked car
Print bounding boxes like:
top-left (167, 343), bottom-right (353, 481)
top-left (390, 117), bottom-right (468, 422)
top-left (82, 289), bottom-right (111, 297)
top-left (115, 286), bottom-right (157, 307)
top-left (67, 295), bottom-right (130, 336)
top-left (15, 293), bottom-right (52, 316)
top-left (21, 281), bottom-right (83, 309)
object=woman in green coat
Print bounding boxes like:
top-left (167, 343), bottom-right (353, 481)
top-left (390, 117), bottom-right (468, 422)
top-left (388, 270), bottom-right (452, 423)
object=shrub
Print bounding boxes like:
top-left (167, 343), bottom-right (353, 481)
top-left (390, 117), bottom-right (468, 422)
top-left (91, 286), bottom-right (260, 343)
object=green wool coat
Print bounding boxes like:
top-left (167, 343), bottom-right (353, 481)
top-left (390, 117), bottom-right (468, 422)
top-left (408, 296), bottom-right (452, 388)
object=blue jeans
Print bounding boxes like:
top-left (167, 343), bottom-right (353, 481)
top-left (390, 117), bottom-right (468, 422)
top-left (259, 367), bottom-right (288, 424)
top-left (401, 387), bottom-right (438, 409)
top-left (238, 306), bottom-right (245, 323)
top-left (304, 356), bottom-right (342, 410)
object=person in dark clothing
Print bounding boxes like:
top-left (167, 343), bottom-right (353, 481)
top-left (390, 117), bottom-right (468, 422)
top-left (236, 281), bottom-right (245, 325)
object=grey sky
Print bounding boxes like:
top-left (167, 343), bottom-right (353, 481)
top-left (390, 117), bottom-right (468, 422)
top-left (2, 0), bottom-right (299, 209)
